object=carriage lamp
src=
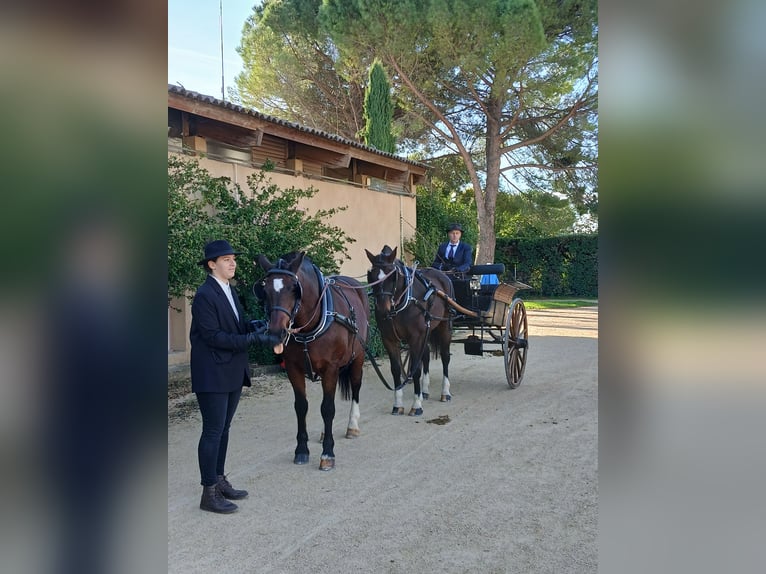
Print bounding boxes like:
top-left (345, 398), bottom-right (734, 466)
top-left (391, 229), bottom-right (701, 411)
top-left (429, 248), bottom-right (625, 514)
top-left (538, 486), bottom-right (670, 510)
top-left (469, 275), bottom-right (482, 292)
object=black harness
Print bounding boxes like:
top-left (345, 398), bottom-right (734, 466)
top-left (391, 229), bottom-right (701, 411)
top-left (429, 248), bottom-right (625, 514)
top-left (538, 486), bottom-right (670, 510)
top-left (262, 263), bottom-right (360, 381)
top-left (370, 260), bottom-right (446, 388)
top-left (374, 260), bottom-right (439, 319)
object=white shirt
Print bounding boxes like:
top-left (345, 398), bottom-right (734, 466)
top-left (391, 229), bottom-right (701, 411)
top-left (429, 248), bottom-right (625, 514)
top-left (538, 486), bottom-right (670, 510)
top-left (447, 242), bottom-right (460, 258)
top-left (211, 275), bottom-right (239, 320)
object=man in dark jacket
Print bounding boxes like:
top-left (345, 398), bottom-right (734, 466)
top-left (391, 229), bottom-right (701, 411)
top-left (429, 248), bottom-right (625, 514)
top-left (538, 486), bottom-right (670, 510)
top-left (190, 239), bottom-right (278, 514)
top-left (432, 223), bottom-right (474, 274)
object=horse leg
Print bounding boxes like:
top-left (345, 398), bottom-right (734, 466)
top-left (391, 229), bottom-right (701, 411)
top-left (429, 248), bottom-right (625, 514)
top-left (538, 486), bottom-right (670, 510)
top-left (408, 368), bottom-right (424, 416)
top-left (345, 355), bottom-right (364, 438)
top-left (421, 356), bottom-right (431, 400)
top-left (383, 339), bottom-right (404, 415)
top-left (288, 371), bottom-right (310, 464)
top-left (408, 348), bottom-right (427, 416)
top-left (318, 370), bottom-right (338, 471)
top-left (437, 324), bottom-right (452, 402)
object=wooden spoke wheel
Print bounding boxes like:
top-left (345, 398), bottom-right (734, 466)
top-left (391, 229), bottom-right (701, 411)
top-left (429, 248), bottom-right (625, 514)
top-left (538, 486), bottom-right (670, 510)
top-left (503, 298), bottom-right (529, 389)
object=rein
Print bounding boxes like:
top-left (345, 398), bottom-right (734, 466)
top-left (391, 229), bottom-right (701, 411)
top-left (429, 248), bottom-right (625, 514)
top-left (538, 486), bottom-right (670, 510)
top-left (392, 261), bottom-right (418, 310)
top-left (289, 280), bottom-right (331, 335)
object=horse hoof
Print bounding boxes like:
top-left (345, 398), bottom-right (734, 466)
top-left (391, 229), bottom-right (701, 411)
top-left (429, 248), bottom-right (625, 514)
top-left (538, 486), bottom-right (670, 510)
top-left (440, 395), bottom-right (452, 402)
top-left (422, 393), bottom-right (429, 400)
top-left (392, 407), bottom-right (404, 415)
top-left (294, 453), bottom-right (310, 465)
top-left (408, 408), bottom-right (423, 416)
top-left (346, 428), bottom-right (360, 438)
top-left (319, 457), bottom-right (335, 471)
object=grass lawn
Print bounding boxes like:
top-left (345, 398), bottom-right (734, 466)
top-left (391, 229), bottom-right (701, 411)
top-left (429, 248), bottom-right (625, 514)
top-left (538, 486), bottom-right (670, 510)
top-left (521, 298), bottom-right (598, 309)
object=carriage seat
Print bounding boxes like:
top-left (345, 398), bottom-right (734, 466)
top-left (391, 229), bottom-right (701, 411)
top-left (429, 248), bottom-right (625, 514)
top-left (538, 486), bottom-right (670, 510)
top-left (449, 264), bottom-right (507, 310)
top-left (468, 264), bottom-right (506, 311)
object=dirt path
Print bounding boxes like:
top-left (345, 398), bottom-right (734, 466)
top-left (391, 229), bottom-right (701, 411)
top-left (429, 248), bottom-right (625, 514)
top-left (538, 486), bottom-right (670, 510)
top-left (168, 306), bottom-right (598, 574)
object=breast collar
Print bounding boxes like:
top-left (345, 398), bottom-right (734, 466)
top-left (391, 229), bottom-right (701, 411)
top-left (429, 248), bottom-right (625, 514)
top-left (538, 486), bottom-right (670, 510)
top-left (391, 262), bottom-right (432, 316)
top-left (291, 264), bottom-right (335, 344)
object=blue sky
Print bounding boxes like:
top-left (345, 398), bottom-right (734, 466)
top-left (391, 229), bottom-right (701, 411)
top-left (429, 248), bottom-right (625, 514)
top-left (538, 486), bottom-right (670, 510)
top-left (168, 0), bottom-right (260, 99)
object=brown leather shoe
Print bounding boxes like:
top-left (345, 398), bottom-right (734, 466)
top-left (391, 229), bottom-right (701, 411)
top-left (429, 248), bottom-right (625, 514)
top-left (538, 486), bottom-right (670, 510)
top-left (217, 475), bottom-right (248, 500)
top-left (200, 485), bottom-right (238, 514)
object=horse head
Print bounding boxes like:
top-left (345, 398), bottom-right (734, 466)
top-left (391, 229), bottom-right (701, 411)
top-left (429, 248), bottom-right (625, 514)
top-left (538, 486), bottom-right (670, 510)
top-left (256, 251), bottom-right (309, 343)
top-left (365, 245), bottom-right (401, 316)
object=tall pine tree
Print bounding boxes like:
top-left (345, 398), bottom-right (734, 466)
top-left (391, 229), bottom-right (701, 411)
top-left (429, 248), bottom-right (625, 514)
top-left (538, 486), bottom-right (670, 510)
top-left (361, 60), bottom-right (395, 153)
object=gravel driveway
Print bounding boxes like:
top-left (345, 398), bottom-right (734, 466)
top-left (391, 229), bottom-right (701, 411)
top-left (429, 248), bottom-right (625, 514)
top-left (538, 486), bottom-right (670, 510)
top-left (168, 306), bottom-right (598, 574)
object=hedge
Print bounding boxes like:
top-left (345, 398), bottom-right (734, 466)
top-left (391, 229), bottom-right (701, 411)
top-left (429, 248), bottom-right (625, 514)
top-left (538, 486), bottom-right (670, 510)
top-left (494, 234), bottom-right (598, 298)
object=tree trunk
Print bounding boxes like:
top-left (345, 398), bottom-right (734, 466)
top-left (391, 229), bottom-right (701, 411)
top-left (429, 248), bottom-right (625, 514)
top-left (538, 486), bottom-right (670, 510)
top-left (476, 212), bottom-right (497, 266)
top-left (474, 101), bottom-right (501, 265)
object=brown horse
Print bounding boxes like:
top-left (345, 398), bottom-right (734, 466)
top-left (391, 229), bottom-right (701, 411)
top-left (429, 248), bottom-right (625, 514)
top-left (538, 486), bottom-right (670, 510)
top-left (256, 252), bottom-right (370, 471)
top-left (365, 246), bottom-right (454, 415)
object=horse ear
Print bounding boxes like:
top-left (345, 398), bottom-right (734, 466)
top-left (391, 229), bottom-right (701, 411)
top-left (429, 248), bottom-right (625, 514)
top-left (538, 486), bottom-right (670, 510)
top-left (365, 249), bottom-right (377, 265)
top-left (391, 246), bottom-right (397, 260)
top-left (256, 254), bottom-right (274, 271)
top-left (289, 251), bottom-right (306, 272)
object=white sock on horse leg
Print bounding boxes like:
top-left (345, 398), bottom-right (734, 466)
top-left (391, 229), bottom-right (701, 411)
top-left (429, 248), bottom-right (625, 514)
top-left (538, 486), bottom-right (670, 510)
top-left (421, 371), bottom-right (431, 396)
top-left (347, 400), bottom-right (360, 431)
top-left (394, 388), bottom-right (404, 408)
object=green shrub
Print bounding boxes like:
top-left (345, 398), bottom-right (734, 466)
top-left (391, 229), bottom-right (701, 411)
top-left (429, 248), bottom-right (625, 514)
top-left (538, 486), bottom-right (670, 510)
top-left (168, 155), bottom-right (355, 364)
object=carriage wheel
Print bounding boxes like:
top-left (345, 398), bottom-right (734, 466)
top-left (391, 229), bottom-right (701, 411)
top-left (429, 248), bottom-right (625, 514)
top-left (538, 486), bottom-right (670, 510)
top-left (503, 298), bottom-right (529, 389)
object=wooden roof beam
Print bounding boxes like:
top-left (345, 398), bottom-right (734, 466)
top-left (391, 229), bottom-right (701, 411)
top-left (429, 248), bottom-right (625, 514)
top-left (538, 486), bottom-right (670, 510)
top-left (169, 92), bottom-right (427, 174)
top-left (195, 119), bottom-right (264, 149)
top-left (293, 143), bottom-right (351, 168)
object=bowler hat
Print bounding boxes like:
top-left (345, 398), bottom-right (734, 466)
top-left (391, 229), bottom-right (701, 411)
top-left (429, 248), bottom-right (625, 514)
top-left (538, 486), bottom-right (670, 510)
top-left (198, 240), bottom-right (242, 266)
top-left (446, 223), bottom-right (463, 233)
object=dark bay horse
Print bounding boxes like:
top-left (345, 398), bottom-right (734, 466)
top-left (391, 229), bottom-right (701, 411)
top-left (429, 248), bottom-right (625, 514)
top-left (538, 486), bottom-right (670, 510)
top-left (256, 252), bottom-right (370, 471)
top-left (365, 246), bottom-right (454, 415)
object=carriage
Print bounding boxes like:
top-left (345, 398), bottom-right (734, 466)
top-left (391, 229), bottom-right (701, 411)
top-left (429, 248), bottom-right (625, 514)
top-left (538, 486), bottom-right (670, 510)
top-left (444, 264), bottom-right (531, 389)
top-left (365, 247), bottom-right (531, 413)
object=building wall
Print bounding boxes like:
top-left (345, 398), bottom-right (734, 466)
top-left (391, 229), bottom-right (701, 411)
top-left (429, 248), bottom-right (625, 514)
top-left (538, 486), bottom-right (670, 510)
top-left (168, 147), bottom-right (418, 367)
top-left (193, 154), bottom-right (416, 278)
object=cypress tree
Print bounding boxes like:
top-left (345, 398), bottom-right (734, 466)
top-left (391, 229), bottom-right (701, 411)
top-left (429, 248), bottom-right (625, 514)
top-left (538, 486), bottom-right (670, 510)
top-left (361, 59), bottom-right (395, 153)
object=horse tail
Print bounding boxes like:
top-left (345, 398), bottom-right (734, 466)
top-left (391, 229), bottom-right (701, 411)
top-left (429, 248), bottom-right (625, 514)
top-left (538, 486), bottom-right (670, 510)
top-left (338, 362), bottom-right (352, 401)
top-left (428, 330), bottom-right (440, 360)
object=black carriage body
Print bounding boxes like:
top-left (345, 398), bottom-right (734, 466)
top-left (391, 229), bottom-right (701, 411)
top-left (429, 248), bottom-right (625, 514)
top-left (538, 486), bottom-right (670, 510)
top-left (445, 263), bottom-right (530, 388)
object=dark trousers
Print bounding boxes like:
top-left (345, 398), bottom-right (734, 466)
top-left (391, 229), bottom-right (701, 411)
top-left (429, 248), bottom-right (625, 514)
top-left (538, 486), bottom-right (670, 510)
top-left (195, 389), bottom-right (242, 486)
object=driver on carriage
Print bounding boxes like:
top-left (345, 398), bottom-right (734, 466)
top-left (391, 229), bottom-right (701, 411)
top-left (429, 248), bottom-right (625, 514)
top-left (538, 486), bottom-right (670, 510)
top-left (432, 223), bottom-right (473, 275)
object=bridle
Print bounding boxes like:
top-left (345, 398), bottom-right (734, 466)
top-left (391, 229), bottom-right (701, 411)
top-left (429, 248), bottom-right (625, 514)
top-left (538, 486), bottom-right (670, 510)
top-left (261, 267), bottom-right (303, 326)
top-left (369, 260), bottom-right (414, 317)
top-left (258, 264), bottom-right (335, 339)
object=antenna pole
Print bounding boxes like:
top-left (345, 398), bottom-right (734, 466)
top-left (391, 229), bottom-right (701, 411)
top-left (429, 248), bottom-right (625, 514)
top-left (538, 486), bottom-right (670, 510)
top-left (219, 0), bottom-right (225, 101)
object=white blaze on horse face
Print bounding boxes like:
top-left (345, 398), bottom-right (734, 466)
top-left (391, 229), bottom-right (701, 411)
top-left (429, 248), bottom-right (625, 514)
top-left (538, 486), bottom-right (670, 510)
top-left (272, 277), bottom-right (284, 293)
top-left (377, 269), bottom-right (386, 282)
